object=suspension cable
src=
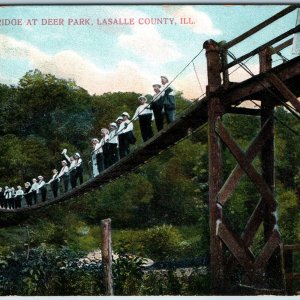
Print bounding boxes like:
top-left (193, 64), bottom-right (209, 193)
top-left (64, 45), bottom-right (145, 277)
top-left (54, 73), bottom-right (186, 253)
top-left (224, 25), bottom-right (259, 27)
top-left (192, 60), bottom-right (204, 95)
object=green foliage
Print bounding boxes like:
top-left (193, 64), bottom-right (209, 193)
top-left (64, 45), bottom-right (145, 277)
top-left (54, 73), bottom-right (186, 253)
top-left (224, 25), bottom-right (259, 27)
top-left (275, 107), bottom-right (300, 189)
top-left (0, 134), bottom-right (53, 186)
top-left (141, 224), bottom-right (183, 260)
top-left (140, 270), bottom-right (210, 295)
top-left (113, 248), bottom-right (145, 295)
top-left (91, 173), bottom-right (154, 227)
top-left (277, 186), bottom-right (300, 243)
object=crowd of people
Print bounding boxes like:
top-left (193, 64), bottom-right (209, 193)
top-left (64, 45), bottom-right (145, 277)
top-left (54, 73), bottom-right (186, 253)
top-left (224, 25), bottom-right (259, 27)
top-left (0, 76), bottom-right (176, 210)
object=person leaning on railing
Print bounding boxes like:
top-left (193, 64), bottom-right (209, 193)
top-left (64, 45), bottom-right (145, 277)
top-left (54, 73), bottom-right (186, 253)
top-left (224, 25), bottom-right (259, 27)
top-left (62, 149), bottom-right (77, 189)
top-left (24, 182), bottom-right (33, 207)
top-left (14, 185), bottom-right (23, 209)
top-left (47, 169), bottom-right (60, 198)
top-left (107, 122), bottom-right (119, 167)
top-left (160, 75), bottom-right (176, 124)
top-left (132, 96), bottom-right (154, 142)
top-left (29, 178), bottom-right (39, 205)
top-left (117, 112), bottom-right (135, 159)
top-left (74, 152), bottom-right (83, 186)
top-left (57, 161), bottom-right (69, 193)
top-left (151, 83), bottom-right (164, 132)
top-left (37, 176), bottom-right (47, 202)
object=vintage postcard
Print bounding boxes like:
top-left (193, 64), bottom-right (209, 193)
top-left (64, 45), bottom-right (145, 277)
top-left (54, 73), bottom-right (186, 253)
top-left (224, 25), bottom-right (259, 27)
top-left (0, 2), bottom-right (299, 296)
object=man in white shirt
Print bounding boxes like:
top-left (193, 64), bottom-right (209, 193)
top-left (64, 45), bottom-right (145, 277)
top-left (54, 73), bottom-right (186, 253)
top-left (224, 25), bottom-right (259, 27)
top-left (151, 84), bottom-right (164, 131)
top-left (37, 175), bottom-right (47, 202)
top-left (62, 149), bottom-right (77, 189)
top-left (47, 169), bottom-right (60, 198)
top-left (74, 152), bottom-right (83, 186)
top-left (132, 96), bottom-right (154, 142)
top-left (90, 138), bottom-right (102, 177)
top-left (14, 185), bottom-right (24, 209)
top-left (117, 112), bottom-right (134, 158)
top-left (29, 178), bottom-right (39, 204)
top-left (57, 161), bottom-right (69, 193)
top-left (107, 122), bottom-right (119, 166)
top-left (4, 186), bottom-right (11, 209)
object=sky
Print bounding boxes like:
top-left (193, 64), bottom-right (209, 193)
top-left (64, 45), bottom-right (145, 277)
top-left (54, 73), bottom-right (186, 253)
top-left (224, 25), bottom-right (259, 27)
top-left (0, 5), bottom-right (298, 99)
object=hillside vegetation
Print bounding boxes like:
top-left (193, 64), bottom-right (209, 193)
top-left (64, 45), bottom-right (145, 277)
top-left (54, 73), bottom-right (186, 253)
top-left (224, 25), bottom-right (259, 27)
top-left (0, 70), bottom-right (299, 295)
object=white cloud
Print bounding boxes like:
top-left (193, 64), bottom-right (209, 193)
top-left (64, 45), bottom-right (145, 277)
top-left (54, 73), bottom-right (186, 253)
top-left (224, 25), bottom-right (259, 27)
top-left (117, 9), bottom-right (182, 65)
top-left (165, 6), bottom-right (222, 36)
top-left (0, 34), bottom-right (48, 63)
top-left (0, 34), bottom-right (156, 95)
top-left (119, 27), bottom-right (182, 64)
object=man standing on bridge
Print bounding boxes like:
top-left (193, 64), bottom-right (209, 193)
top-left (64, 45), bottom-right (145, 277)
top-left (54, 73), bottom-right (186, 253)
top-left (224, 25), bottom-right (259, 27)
top-left (160, 76), bottom-right (176, 124)
top-left (151, 83), bottom-right (164, 131)
top-left (117, 112), bottom-right (135, 158)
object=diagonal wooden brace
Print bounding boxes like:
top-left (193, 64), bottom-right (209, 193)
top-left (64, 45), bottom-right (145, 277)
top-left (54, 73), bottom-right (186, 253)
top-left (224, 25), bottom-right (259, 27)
top-left (218, 118), bottom-right (273, 205)
top-left (266, 73), bottom-right (300, 113)
top-left (217, 222), bottom-right (255, 270)
top-left (241, 199), bottom-right (265, 247)
top-left (254, 230), bottom-right (281, 271)
top-left (215, 119), bottom-right (276, 211)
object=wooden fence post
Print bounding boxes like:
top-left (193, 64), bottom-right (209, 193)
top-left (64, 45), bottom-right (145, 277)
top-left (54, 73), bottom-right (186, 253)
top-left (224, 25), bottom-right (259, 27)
top-left (101, 218), bottom-right (113, 296)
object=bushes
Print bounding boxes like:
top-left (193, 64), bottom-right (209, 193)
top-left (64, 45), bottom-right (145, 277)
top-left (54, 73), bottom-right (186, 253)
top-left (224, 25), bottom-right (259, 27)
top-left (0, 243), bottom-right (209, 296)
top-left (141, 225), bottom-right (183, 261)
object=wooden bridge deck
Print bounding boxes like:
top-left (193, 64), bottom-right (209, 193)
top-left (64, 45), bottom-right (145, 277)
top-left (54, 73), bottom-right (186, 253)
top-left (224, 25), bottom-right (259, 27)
top-left (1, 55), bottom-right (299, 213)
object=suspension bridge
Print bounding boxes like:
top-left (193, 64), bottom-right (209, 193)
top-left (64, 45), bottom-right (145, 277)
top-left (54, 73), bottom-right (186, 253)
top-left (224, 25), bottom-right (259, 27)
top-left (1, 5), bottom-right (300, 295)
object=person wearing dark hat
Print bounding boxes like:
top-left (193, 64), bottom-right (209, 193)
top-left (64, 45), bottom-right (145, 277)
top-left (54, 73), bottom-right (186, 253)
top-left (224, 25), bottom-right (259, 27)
top-left (57, 161), bottom-right (69, 193)
top-left (107, 122), bottom-right (119, 166)
top-left (37, 176), bottom-right (47, 202)
top-left (160, 75), bottom-right (176, 124)
top-left (47, 169), bottom-right (60, 198)
top-left (132, 96), bottom-right (154, 142)
top-left (151, 83), bottom-right (164, 131)
top-left (117, 112), bottom-right (134, 158)
top-left (24, 182), bottom-right (33, 207)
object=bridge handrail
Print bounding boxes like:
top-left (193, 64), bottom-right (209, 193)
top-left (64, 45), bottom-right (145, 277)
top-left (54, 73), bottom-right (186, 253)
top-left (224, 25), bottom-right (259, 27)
top-left (283, 244), bottom-right (300, 295)
top-left (222, 24), bottom-right (300, 71)
top-left (224, 5), bottom-right (298, 50)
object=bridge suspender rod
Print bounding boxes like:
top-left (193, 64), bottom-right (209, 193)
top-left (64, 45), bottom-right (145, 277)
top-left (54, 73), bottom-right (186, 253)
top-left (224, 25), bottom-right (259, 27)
top-left (223, 25), bottom-right (300, 71)
top-left (225, 5), bottom-right (298, 49)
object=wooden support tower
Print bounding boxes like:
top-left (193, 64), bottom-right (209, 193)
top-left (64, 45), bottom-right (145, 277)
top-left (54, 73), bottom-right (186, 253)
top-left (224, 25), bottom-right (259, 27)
top-left (203, 37), bottom-right (297, 293)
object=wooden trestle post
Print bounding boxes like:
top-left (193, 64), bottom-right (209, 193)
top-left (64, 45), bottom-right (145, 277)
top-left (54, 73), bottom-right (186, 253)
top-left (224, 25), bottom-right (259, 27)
top-left (203, 39), bottom-right (224, 294)
top-left (259, 47), bottom-right (284, 290)
top-left (101, 218), bottom-right (114, 296)
top-left (203, 40), bottom-right (285, 294)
